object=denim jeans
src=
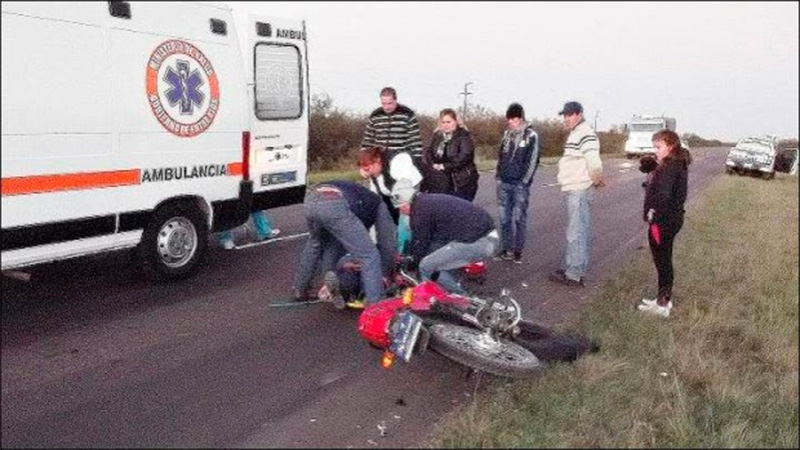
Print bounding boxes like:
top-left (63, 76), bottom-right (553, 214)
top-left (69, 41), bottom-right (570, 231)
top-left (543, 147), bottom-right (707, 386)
top-left (496, 181), bottom-right (531, 253)
top-left (418, 230), bottom-right (499, 294)
top-left (294, 189), bottom-right (395, 305)
top-left (563, 189), bottom-right (592, 281)
top-left (217, 211), bottom-right (274, 245)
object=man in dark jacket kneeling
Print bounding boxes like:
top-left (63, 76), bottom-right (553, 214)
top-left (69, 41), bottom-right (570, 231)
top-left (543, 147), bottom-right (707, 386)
top-left (391, 179), bottom-right (499, 294)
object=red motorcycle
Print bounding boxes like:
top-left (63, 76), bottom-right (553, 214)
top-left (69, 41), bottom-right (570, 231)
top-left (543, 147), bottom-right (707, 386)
top-left (358, 262), bottom-right (545, 378)
top-left (358, 260), bottom-right (599, 378)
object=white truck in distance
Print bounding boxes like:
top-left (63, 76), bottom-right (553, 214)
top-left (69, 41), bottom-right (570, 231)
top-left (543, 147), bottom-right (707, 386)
top-left (624, 115), bottom-right (677, 158)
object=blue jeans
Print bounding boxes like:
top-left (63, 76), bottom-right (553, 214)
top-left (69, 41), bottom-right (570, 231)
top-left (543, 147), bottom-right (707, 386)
top-left (294, 189), bottom-right (396, 305)
top-left (217, 211), bottom-right (274, 245)
top-left (418, 230), bottom-right (499, 294)
top-left (496, 181), bottom-right (531, 253)
top-left (563, 189), bottom-right (592, 281)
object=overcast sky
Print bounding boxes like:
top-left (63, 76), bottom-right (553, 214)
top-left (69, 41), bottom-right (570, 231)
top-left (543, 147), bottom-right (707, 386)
top-left (227, 1), bottom-right (798, 142)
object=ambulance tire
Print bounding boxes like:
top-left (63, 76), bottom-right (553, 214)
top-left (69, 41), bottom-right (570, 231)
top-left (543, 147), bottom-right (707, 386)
top-left (138, 203), bottom-right (208, 281)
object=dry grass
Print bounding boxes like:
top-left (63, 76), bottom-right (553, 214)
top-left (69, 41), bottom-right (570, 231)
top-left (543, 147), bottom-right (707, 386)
top-left (428, 174), bottom-right (798, 448)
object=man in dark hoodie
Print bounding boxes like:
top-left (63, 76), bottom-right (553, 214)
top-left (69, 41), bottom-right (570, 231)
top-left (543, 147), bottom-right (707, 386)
top-left (494, 103), bottom-right (540, 264)
top-left (391, 179), bottom-right (499, 295)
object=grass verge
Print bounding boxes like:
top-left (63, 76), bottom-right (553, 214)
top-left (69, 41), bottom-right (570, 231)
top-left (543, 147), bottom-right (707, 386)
top-left (428, 173), bottom-right (798, 448)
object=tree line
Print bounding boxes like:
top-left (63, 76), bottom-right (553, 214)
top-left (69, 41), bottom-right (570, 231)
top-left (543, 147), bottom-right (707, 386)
top-left (307, 94), bottom-right (741, 171)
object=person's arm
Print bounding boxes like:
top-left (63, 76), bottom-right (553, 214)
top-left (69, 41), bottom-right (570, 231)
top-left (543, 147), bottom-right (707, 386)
top-left (495, 131), bottom-right (508, 178)
top-left (407, 202), bottom-right (432, 265)
top-left (673, 166), bottom-right (688, 212)
top-left (647, 164), bottom-right (680, 224)
top-left (521, 130), bottom-right (540, 185)
top-left (405, 114), bottom-right (424, 160)
top-left (422, 132), bottom-right (438, 167)
top-left (361, 116), bottom-right (376, 149)
top-left (373, 201), bottom-right (398, 275)
top-left (582, 132), bottom-right (603, 186)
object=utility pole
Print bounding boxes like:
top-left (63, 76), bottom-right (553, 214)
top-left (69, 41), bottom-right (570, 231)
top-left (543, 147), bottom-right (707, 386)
top-left (594, 109), bottom-right (601, 131)
top-left (460, 82), bottom-right (473, 119)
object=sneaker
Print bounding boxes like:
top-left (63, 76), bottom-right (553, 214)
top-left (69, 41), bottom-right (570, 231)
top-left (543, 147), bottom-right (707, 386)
top-left (637, 300), bottom-right (672, 318)
top-left (221, 240), bottom-right (235, 250)
top-left (323, 271), bottom-right (346, 310)
top-left (256, 228), bottom-right (281, 242)
top-left (345, 298), bottom-right (366, 310)
top-left (639, 297), bottom-right (657, 307)
top-left (548, 270), bottom-right (584, 287)
top-left (494, 251), bottom-right (513, 262)
top-left (513, 252), bottom-right (523, 264)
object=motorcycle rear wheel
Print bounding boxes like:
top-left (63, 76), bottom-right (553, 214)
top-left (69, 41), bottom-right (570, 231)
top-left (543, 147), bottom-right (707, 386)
top-left (428, 323), bottom-right (542, 378)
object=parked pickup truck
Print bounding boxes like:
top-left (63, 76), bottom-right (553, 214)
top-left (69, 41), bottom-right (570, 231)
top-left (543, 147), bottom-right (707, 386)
top-left (725, 136), bottom-right (797, 179)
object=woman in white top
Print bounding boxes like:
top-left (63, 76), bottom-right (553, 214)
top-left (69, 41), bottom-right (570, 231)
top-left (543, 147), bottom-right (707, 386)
top-left (358, 147), bottom-right (422, 253)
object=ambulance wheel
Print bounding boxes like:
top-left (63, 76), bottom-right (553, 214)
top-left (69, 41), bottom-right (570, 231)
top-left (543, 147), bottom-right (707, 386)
top-left (138, 203), bottom-right (208, 280)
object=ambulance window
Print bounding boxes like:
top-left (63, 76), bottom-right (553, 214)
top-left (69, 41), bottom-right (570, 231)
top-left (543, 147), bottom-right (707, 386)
top-left (254, 44), bottom-right (303, 120)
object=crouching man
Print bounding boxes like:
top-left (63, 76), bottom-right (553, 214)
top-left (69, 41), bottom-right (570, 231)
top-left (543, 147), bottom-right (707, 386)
top-left (391, 179), bottom-right (499, 295)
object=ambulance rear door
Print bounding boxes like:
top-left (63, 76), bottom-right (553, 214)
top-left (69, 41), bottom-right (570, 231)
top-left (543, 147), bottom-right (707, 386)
top-left (245, 15), bottom-right (309, 211)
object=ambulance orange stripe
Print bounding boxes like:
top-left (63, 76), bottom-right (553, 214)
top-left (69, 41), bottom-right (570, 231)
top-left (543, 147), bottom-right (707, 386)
top-left (2, 163), bottom-right (243, 196)
top-left (2, 170), bottom-right (141, 196)
top-left (227, 162), bottom-right (243, 176)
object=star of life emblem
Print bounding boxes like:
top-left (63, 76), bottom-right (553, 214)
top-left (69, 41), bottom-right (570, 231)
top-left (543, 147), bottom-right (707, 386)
top-left (146, 40), bottom-right (220, 137)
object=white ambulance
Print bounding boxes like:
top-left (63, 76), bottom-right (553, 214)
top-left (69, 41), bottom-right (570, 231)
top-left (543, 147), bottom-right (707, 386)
top-left (1, 1), bottom-right (309, 279)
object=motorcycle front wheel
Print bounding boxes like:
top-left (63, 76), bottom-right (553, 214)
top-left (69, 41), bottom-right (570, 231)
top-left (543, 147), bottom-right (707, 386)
top-left (428, 323), bottom-right (542, 378)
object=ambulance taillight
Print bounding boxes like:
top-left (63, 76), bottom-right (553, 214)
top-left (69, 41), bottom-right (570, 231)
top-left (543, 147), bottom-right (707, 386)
top-left (242, 131), bottom-right (251, 181)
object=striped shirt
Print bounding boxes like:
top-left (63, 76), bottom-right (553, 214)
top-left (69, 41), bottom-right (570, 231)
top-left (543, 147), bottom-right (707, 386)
top-left (556, 119), bottom-right (603, 191)
top-left (361, 104), bottom-right (424, 163)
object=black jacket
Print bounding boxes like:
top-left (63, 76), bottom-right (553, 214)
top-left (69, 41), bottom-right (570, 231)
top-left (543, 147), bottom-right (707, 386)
top-left (421, 127), bottom-right (479, 197)
top-left (407, 193), bottom-right (495, 264)
top-left (322, 180), bottom-right (383, 229)
top-left (495, 124), bottom-right (539, 185)
top-left (643, 157), bottom-right (688, 225)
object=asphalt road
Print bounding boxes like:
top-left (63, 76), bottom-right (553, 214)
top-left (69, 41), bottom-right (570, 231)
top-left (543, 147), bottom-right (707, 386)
top-left (1, 148), bottom-right (728, 448)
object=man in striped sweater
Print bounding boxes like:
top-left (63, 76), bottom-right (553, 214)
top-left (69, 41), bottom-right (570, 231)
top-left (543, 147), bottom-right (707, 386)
top-left (549, 101), bottom-right (605, 287)
top-left (361, 87), bottom-right (425, 255)
top-left (361, 87), bottom-right (424, 168)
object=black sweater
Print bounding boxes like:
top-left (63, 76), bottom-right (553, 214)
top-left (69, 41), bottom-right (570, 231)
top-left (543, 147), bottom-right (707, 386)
top-left (323, 180), bottom-right (383, 229)
top-left (407, 193), bottom-right (494, 263)
top-left (643, 157), bottom-right (688, 225)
